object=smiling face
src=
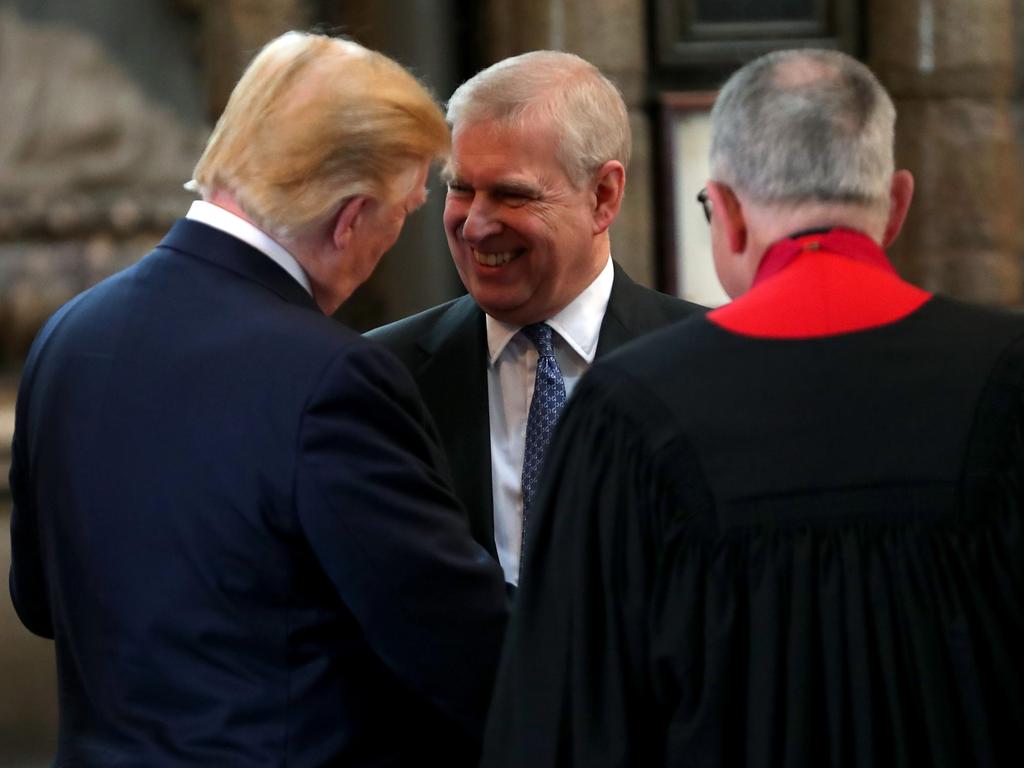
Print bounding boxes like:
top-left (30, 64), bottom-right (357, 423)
top-left (443, 118), bottom-right (609, 326)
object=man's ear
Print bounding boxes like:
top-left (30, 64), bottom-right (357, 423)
top-left (591, 160), bottom-right (625, 235)
top-left (332, 196), bottom-right (367, 251)
top-left (707, 181), bottom-right (746, 254)
top-left (881, 169), bottom-right (914, 248)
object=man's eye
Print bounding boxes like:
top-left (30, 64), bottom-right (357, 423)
top-left (447, 183), bottom-right (471, 195)
top-left (502, 193), bottom-right (532, 207)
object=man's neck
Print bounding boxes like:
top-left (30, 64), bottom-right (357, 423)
top-left (205, 190), bottom-right (253, 225)
top-left (745, 200), bottom-right (887, 259)
top-left (203, 190), bottom-right (345, 315)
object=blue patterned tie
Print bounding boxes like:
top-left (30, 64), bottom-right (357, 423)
top-left (520, 323), bottom-right (567, 569)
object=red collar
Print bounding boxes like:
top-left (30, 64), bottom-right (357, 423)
top-left (754, 228), bottom-right (896, 286)
top-left (708, 227), bottom-right (931, 339)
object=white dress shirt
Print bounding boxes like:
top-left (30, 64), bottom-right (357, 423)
top-left (487, 255), bottom-right (614, 584)
top-left (185, 200), bottom-right (313, 296)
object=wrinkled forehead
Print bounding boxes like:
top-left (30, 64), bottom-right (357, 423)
top-left (442, 116), bottom-right (563, 182)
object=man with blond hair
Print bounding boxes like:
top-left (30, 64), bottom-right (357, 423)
top-left (370, 51), bottom-right (702, 590)
top-left (9, 31), bottom-right (507, 766)
top-left (483, 48), bottom-right (1024, 767)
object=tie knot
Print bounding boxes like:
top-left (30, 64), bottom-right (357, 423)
top-left (522, 323), bottom-right (556, 358)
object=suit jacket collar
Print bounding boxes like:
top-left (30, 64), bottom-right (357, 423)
top-left (416, 293), bottom-right (485, 356)
top-left (411, 295), bottom-right (497, 556)
top-left (157, 219), bottom-right (320, 313)
top-left (596, 261), bottom-right (647, 356)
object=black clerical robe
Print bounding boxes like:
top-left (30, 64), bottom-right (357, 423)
top-left (482, 230), bottom-right (1024, 768)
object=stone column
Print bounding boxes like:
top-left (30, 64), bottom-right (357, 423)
top-left (199, 0), bottom-right (314, 118)
top-left (0, 3), bottom-right (208, 368)
top-left (869, 0), bottom-right (1023, 306)
top-left (1016, 0), bottom-right (1024, 258)
top-left (480, 0), bottom-right (656, 286)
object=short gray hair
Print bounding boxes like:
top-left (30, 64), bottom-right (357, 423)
top-left (446, 50), bottom-right (630, 188)
top-left (709, 49), bottom-right (895, 206)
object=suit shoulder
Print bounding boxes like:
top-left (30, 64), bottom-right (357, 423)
top-left (602, 311), bottom-right (717, 373)
top-left (365, 295), bottom-right (476, 355)
top-left (633, 282), bottom-right (706, 320)
top-left (608, 265), bottom-right (706, 338)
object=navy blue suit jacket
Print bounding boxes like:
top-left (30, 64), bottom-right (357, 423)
top-left (9, 219), bottom-right (508, 766)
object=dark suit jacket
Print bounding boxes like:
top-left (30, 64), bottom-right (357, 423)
top-left (366, 263), bottom-right (703, 558)
top-left (8, 219), bottom-right (508, 767)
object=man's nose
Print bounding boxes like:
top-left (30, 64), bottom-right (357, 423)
top-left (461, 197), bottom-right (502, 244)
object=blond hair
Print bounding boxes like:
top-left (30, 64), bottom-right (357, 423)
top-left (446, 51), bottom-right (630, 188)
top-left (190, 32), bottom-right (449, 238)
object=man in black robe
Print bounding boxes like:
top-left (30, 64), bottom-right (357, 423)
top-left (482, 48), bottom-right (1024, 767)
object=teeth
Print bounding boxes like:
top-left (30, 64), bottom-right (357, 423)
top-left (473, 249), bottom-right (518, 267)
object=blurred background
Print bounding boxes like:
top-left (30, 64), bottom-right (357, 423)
top-left (1, 1), bottom-right (1022, 764)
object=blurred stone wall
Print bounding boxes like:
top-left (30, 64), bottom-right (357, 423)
top-left (0, 375), bottom-right (56, 766)
top-left (1017, 0), bottom-right (1024, 267)
top-left (870, 0), bottom-right (1024, 306)
top-left (0, 2), bottom-right (207, 369)
top-left (0, 2), bottom-right (208, 762)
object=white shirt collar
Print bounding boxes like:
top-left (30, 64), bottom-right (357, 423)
top-left (485, 254), bottom-right (614, 365)
top-left (185, 200), bottom-right (313, 296)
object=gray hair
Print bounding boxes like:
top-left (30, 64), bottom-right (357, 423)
top-left (709, 49), bottom-right (895, 206)
top-left (446, 50), bottom-right (631, 188)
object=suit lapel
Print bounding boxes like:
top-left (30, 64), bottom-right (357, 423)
top-left (413, 297), bottom-right (497, 557)
top-left (596, 262), bottom-right (641, 358)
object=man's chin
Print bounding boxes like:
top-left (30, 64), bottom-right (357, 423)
top-left (475, 296), bottom-right (524, 323)
top-left (476, 294), bottom-right (554, 328)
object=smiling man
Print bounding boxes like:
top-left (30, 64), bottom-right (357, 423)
top-left (369, 51), bottom-right (703, 588)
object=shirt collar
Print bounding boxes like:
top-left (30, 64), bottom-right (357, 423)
top-left (485, 254), bottom-right (614, 365)
top-left (754, 227), bottom-right (894, 288)
top-left (185, 200), bottom-right (313, 296)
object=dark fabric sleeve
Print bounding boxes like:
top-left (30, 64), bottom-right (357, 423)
top-left (8, 357), bottom-right (54, 639)
top-left (480, 367), bottom-right (685, 768)
top-left (293, 341), bottom-right (508, 741)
